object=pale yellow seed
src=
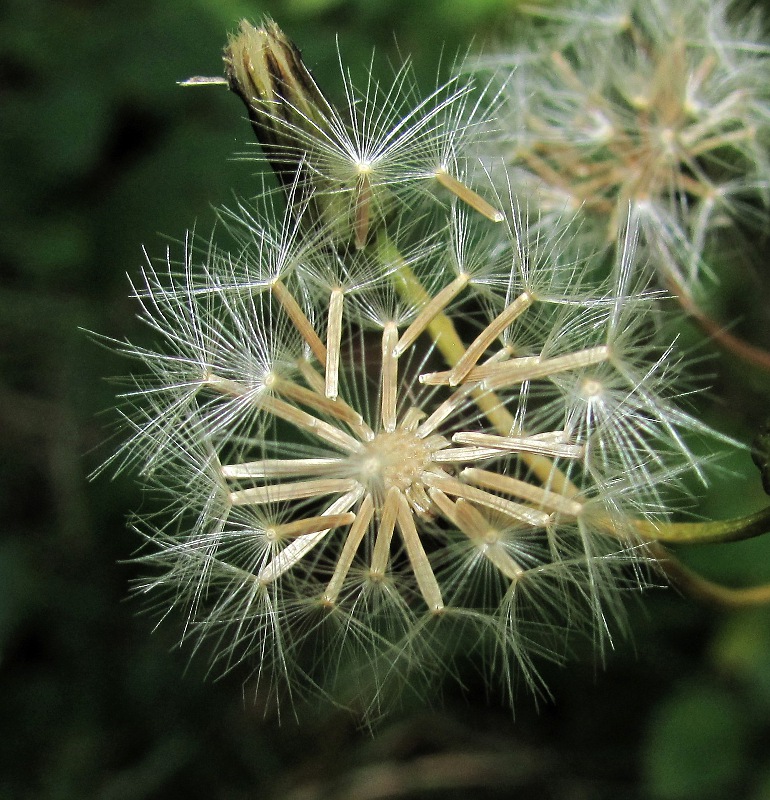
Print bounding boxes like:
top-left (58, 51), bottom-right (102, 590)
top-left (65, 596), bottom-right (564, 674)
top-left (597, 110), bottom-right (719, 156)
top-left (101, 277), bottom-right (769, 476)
top-left (370, 486), bottom-right (400, 578)
top-left (274, 378), bottom-right (361, 427)
top-left (452, 499), bottom-right (524, 580)
top-left (271, 279), bottom-right (326, 363)
top-left (434, 167), bottom-right (504, 223)
top-left (452, 431), bottom-right (584, 459)
top-left (395, 491), bottom-right (444, 612)
top-left (395, 274), bottom-right (469, 356)
top-left (202, 371), bottom-right (249, 397)
top-left (325, 289), bottom-right (345, 399)
top-left (292, 362), bottom-right (375, 441)
top-left (323, 493), bottom-right (374, 604)
top-left (447, 292), bottom-right (534, 385)
top-left (423, 472), bottom-right (551, 528)
top-left (267, 512), bottom-right (356, 540)
top-left (482, 346), bottom-right (610, 391)
top-left (416, 383), bottom-right (476, 438)
top-left (354, 171), bottom-right (372, 250)
top-left (259, 394), bottom-right (363, 453)
top-left (222, 457), bottom-right (344, 479)
top-left (432, 446), bottom-right (503, 463)
top-left (258, 488), bottom-right (362, 584)
top-left (380, 323), bottom-right (399, 433)
top-left (229, 477), bottom-right (359, 506)
top-left (399, 406), bottom-right (427, 432)
top-left (420, 356), bottom-right (541, 386)
top-left (463, 467), bottom-right (583, 517)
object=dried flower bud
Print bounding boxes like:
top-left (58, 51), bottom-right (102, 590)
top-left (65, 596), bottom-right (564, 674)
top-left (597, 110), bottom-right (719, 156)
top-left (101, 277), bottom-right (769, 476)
top-left (225, 19), bottom-right (383, 249)
top-left (224, 19), bottom-right (334, 189)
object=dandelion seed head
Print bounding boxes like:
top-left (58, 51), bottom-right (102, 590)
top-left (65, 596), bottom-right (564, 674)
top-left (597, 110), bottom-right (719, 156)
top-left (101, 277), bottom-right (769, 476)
top-left (100, 18), bottom-right (737, 717)
top-left (107, 183), bottom-right (720, 715)
top-left (473, 0), bottom-right (770, 290)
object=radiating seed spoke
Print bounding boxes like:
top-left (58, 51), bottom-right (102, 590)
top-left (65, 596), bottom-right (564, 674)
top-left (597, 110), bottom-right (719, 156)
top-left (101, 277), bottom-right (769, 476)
top-left (481, 346), bottom-right (610, 391)
top-left (354, 171), bottom-right (372, 250)
top-left (395, 491), bottom-right (443, 612)
top-left (430, 488), bottom-right (524, 580)
top-left (259, 394), bottom-right (364, 453)
top-left (268, 512), bottom-right (356, 540)
top-left (416, 383), bottom-right (477, 438)
top-left (447, 292), bottom-right (534, 385)
top-left (400, 406), bottom-right (427, 432)
top-left (380, 323), bottom-right (399, 433)
top-left (325, 289), bottom-right (344, 399)
top-left (434, 167), bottom-right (504, 223)
top-left (229, 477), bottom-right (359, 506)
top-left (271, 279), bottom-right (326, 363)
top-left (323, 494), bottom-right (374, 604)
top-left (258, 488), bottom-right (362, 584)
top-left (395, 274), bottom-right (469, 356)
top-left (463, 467), bottom-right (583, 517)
top-left (294, 361), bottom-right (375, 440)
top-left (432, 446), bottom-right (503, 463)
top-left (420, 356), bottom-right (541, 386)
top-left (452, 431), bottom-right (584, 459)
top-left (423, 472), bottom-right (551, 528)
top-left (222, 457), bottom-right (345, 479)
top-left (370, 486), bottom-right (400, 577)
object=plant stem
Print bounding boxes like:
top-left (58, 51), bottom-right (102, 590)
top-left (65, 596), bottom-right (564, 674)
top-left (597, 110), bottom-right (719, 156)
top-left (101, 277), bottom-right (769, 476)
top-left (649, 541), bottom-right (770, 608)
top-left (630, 505), bottom-right (770, 545)
top-left (668, 277), bottom-right (770, 372)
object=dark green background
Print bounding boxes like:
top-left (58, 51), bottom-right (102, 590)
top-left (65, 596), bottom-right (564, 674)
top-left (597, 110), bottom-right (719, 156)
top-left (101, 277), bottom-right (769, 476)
top-left (3, 0), bottom-right (770, 797)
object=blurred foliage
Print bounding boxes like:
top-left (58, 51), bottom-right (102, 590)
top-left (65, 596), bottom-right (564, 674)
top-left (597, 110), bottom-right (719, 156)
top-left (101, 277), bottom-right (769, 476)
top-left (2, 0), bottom-right (770, 798)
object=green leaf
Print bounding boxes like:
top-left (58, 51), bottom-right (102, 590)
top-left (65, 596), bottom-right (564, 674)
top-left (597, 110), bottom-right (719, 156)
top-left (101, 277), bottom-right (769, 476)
top-left (644, 684), bottom-right (749, 800)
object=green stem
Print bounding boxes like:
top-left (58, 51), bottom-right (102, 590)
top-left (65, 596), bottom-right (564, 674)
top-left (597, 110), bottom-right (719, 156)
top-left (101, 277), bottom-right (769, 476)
top-left (631, 505), bottom-right (770, 545)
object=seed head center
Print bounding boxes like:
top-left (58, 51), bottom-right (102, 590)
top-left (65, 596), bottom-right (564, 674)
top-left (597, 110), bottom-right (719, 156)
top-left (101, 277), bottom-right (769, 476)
top-left (357, 429), bottom-right (431, 496)
top-left (580, 377), bottom-right (604, 398)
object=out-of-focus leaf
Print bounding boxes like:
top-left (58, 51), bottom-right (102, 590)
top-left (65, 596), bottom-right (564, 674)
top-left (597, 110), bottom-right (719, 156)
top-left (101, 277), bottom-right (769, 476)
top-left (0, 540), bottom-right (40, 654)
top-left (286, 0), bottom-right (347, 11)
top-left (643, 685), bottom-right (749, 800)
top-left (710, 607), bottom-right (770, 710)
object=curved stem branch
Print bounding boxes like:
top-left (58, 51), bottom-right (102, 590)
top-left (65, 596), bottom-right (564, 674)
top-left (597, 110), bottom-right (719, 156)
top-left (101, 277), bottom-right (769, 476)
top-left (649, 542), bottom-right (770, 609)
top-left (669, 278), bottom-right (770, 372)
